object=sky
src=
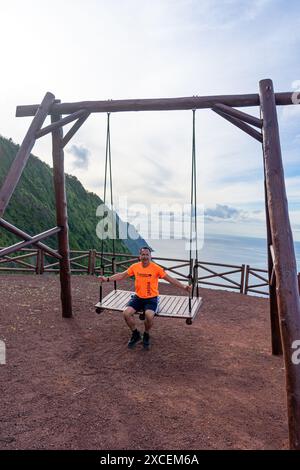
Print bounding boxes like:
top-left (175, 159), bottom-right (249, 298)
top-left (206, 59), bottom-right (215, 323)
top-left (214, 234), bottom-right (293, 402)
top-left (0, 0), bottom-right (300, 242)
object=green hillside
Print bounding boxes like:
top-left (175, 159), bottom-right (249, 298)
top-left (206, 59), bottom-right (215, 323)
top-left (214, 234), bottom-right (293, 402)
top-left (0, 135), bottom-right (146, 255)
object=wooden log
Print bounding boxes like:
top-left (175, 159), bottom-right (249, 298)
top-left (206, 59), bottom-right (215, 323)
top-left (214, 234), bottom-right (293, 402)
top-left (0, 92), bottom-right (55, 216)
top-left (0, 226), bottom-right (61, 258)
top-left (213, 103), bottom-right (262, 128)
top-left (51, 104), bottom-right (73, 318)
top-left (0, 218), bottom-right (62, 259)
top-left (240, 264), bottom-right (245, 294)
top-left (1, 255), bottom-right (35, 269)
top-left (0, 268), bottom-right (35, 272)
top-left (264, 177), bottom-right (282, 356)
top-left (69, 253), bottom-right (90, 262)
top-left (270, 267), bottom-right (275, 286)
top-left (260, 78), bottom-right (300, 450)
top-left (62, 112), bottom-right (90, 148)
top-left (248, 270), bottom-right (269, 284)
top-left (270, 244), bottom-right (275, 263)
top-left (36, 249), bottom-right (42, 274)
top-left (198, 280), bottom-right (240, 289)
top-left (212, 106), bottom-right (263, 142)
top-left (248, 282), bottom-right (269, 289)
top-left (195, 260), bottom-right (242, 269)
top-left (91, 249), bottom-right (96, 275)
top-left (36, 109), bottom-right (87, 138)
top-left (246, 288), bottom-right (269, 296)
top-left (0, 251), bottom-right (37, 262)
top-left (244, 265), bottom-right (250, 295)
top-left (15, 90), bottom-right (296, 117)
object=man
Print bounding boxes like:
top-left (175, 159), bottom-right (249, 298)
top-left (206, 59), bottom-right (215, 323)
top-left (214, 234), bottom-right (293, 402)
top-left (98, 246), bottom-right (192, 350)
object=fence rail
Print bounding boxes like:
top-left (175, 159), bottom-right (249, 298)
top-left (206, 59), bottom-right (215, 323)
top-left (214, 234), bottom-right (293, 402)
top-left (244, 265), bottom-right (269, 296)
top-left (0, 247), bottom-right (274, 296)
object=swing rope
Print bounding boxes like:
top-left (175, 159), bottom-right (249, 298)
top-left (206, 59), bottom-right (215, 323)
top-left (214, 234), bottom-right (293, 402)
top-left (99, 111), bottom-right (199, 313)
top-left (100, 113), bottom-right (116, 303)
top-left (189, 110), bottom-right (199, 312)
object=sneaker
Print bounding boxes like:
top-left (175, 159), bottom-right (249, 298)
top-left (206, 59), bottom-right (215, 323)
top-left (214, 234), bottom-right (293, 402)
top-left (127, 329), bottom-right (142, 349)
top-left (143, 332), bottom-right (150, 350)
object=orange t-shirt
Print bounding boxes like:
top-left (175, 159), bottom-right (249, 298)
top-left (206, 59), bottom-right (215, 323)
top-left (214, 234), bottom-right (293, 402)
top-left (127, 262), bottom-right (166, 298)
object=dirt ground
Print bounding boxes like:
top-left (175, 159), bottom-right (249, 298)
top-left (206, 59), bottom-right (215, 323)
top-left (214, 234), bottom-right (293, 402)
top-left (0, 274), bottom-right (288, 450)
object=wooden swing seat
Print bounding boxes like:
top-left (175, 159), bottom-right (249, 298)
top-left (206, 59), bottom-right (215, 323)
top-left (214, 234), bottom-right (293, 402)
top-left (95, 289), bottom-right (203, 322)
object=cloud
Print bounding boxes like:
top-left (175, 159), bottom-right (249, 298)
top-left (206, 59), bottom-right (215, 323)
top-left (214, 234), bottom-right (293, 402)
top-left (205, 204), bottom-right (246, 221)
top-left (67, 144), bottom-right (90, 170)
top-left (187, 0), bottom-right (272, 31)
top-left (203, 204), bottom-right (268, 225)
top-left (137, 155), bottom-right (183, 199)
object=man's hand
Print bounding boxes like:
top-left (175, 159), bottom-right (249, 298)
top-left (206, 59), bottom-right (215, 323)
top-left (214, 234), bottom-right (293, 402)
top-left (98, 276), bottom-right (108, 283)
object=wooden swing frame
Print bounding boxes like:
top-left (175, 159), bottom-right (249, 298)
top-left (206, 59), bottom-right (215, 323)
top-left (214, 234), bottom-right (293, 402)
top-left (0, 79), bottom-right (300, 448)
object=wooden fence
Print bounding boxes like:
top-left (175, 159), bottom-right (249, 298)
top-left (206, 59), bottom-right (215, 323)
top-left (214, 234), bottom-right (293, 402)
top-left (0, 248), bottom-right (272, 296)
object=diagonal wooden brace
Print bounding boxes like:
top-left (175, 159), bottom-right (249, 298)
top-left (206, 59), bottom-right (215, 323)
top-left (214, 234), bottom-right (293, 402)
top-left (0, 218), bottom-right (62, 259)
top-left (0, 226), bottom-right (61, 258)
top-left (35, 109), bottom-right (88, 138)
top-left (212, 105), bottom-right (263, 143)
top-left (213, 102), bottom-right (262, 128)
top-left (0, 92), bottom-right (55, 217)
top-left (62, 111), bottom-right (90, 148)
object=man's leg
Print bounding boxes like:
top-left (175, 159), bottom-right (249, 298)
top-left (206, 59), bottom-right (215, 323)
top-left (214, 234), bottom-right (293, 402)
top-left (123, 306), bottom-right (141, 348)
top-left (123, 306), bottom-right (137, 331)
top-left (144, 309), bottom-right (155, 333)
top-left (143, 309), bottom-right (155, 349)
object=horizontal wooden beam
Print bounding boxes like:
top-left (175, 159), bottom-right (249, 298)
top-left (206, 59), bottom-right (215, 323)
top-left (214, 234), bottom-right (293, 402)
top-left (0, 218), bottom-right (62, 259)
top-left (212, 106), bottom-right (263, 143)
top-left (0, 226), bottom-right (61, 258)
top-left (36, 109), bottom-right (87, 138)
top-left (16, 91), bottom-right (297, 117)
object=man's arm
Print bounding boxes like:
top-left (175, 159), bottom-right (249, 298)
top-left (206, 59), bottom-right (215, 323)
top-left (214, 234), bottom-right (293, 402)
top-left (163, 273), bottom-right (192, 293)
top-left (98, 270), bottom-right (129, 282)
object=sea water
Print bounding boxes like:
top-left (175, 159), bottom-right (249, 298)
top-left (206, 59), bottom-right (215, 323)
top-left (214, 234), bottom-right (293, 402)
top-left (146, 233), bottom-right (300, 296)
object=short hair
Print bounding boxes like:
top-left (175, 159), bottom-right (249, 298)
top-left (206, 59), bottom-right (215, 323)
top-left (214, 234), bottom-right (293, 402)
top-left (139, 246), bottom-right (151, 254)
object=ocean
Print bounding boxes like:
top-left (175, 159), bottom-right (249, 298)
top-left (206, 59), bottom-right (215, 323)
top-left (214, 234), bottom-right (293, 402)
top-left (146, 234), bottom-right (300, 296)
top-left (147, 233), bottom-right (300, 269)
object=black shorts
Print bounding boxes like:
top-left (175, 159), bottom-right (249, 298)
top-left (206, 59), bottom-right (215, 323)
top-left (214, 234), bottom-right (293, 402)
top-left (127, 294), bottom-right (159, 314)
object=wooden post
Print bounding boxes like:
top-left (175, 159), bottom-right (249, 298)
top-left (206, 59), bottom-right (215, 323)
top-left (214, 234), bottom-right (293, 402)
top-left (240, 264), bottom-right (245, 294)
top-left (263, 176), bottom-right (282, 355)
top-left (40, 250), bottom-right (44, 274)
top-left (51, 102), bottom-right (73, 318)
top-left (36, 249), bottom-right (42, 274)
top-left (244, 265), bottom-right (249, 295)
top-left (88, 249), bottom-right (96, 275)
top-left (260, 79), bottom-right (300, 450)
top-left (88, 250), bottom-right (92, 275)
top-left (92, 249), bottom-right (96, 275)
